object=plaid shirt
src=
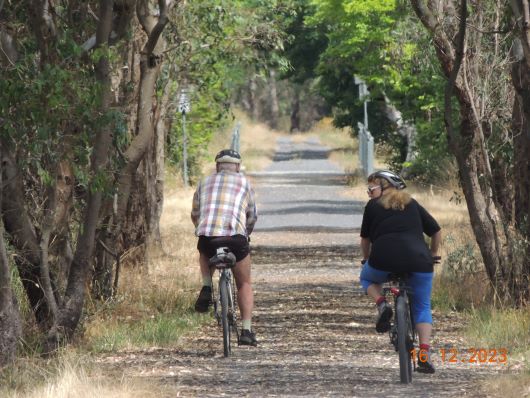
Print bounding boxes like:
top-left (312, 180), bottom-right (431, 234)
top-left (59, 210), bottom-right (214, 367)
top-left (191, 171), bottom-right (257, 237)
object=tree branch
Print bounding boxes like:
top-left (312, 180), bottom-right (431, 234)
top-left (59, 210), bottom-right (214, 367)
top-left (410, 0), bottom-right (456, 70)
top-left (39, 181), bottom-right (59, 324)
top-left (28, 0), bottom-right (58, 66)
top-left (511, 0), bottom-right (530, 67)
top-left (443, 0), bottom-right (466, 144)
top-left (143, 0), bottom-right (169, 56)
top-left (136, 0), bottom-right (153, 36)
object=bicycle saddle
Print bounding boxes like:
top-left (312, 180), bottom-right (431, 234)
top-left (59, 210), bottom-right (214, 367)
top-left (209, 247), bottom-right (236, 269)
top-left (387, 272), bottom-right (411, 282)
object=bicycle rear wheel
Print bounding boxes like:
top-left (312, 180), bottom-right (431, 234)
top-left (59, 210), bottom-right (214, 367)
top-left (219, 272), bottom-right (231, 357)
top-left (396, 293), bottom-right (413, 383)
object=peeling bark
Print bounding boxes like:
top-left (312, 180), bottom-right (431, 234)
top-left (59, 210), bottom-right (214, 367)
top-left (93, 0), bottom-right (173, 299)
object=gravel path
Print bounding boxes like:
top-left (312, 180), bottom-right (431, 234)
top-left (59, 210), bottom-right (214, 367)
top-left (100, 136), bottom-right (508, 397)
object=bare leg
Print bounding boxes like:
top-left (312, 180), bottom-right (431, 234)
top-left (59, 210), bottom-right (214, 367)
top-left (416, 323), bottom-right (432, 346)
top-left (232, 254), bottom-right (253, 322)
top-left (366, 283), bottom-right (383, 302)
top-left (199, 253), bottom-right (214, 282)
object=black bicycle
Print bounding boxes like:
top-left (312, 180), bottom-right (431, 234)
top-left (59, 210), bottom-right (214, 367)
top-left (209, 247), bottom-right (239, 357)
top-left (382, 273), bottom-right (416, 384)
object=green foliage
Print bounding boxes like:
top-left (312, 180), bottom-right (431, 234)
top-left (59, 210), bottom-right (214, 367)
top-left (0, 32), bottom-right (117, 195)
top-left (297, 0), bottom-right (454, 179)
top-left (89, 313), bottom-right (205, 352)
top-left (466, 308), bottom-right (530, 354)
top-left (164, 0), bottom-right (288, 177)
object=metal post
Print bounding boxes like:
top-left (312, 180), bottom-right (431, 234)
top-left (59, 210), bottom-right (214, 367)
top-left (364, 99), bottom-right (369, 131)
top-left (355, 76), bottom-right (374, 177)
top-left (182, 112), bottom-right (189, 187)
top-left (358, 122), bottom-right (365, 172)
top-left (231, 121), bottom-right (241, 152)
top-left (366, 130), bottom-right (374, 176)
top-left (178, 86), bottom-right (191, 187)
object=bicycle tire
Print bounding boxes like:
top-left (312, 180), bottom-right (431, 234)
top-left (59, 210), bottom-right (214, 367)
top-left (228, 273), bottom-right (238, 331)
top-left (219, 272), bottom-right (231, 357)
top-left (396, 293), bottom-right (413, 383)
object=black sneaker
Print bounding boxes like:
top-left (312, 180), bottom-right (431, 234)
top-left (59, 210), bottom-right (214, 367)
top-left (194, 286), bottom-right (212, 313)
top-left (239, 329), bottom-right (258, 346)
top-left (416, 350), bottom-right (436, 374)
top-left (417, 359), bottom-right (436, 374)
top-left (375, 301), bottom-right (393, 333)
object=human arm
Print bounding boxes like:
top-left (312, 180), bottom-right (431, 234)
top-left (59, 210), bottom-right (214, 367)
top-left (417, 201), bottom-right (442, 263)
top-left (245, 185), bottom-right (258, 235)
top-left (360, 201), bottom-right (373, 263)
top-left (361, 237), bottom-right (371, 263)
top-left (430, 230), bottom-right (442, 263)
top-left (190, 188), bottom-right (200, 228)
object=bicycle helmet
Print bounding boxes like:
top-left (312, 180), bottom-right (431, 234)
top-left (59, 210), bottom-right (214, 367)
top-left (215, 149), bottom-right (241, 164)
top-left (369, 170), bottom-right (407, 190)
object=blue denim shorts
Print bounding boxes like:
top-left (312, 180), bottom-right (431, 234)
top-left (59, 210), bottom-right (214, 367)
top-left (360, 261), bottom-right (433, 324)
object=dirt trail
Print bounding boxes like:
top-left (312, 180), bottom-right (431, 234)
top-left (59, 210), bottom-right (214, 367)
top-left (99, 137), bottom-right (508, 397)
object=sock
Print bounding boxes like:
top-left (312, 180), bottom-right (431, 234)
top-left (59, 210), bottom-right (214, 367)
top-left (376, 296), bottom-right (386, 306)
top-left (202, 275), bottom-right (212, 287)
top-left (242, 319), bottom-right (252, 331)
top-left (419, 344), bottom-right (431, 362)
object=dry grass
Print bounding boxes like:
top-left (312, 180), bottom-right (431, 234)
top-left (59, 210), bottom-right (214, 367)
top-left (83, 180), bottom-right (204, 352)
top-left (0, 352), bottom-right (162, 398)
top-left (202, 108), bottom-right (283, 175)
top-left (483, 372), bottom-right (530, 398)
top-left (5, 112), bottom-right (528, 395)
top-left (2, 171), bottom-right (207, 396)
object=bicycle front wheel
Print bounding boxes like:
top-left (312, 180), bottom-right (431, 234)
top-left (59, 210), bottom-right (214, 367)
top-left (219, 272), bottom-right (231, 357)
top-left (396, 294), bottom-right (413, 383)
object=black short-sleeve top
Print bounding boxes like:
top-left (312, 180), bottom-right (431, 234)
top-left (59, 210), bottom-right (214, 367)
top-left (360, 198), bottom-right (441, 273)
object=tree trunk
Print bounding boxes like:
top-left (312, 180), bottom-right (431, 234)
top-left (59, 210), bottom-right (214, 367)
top-left (1, 151), bottom-right (52, 329)
top-left (146, 79), bottom-right (170, 251)
top-left (0, 143), bottom-right (21, 366)
top-left (0, 224), bottom-right (21, 367)
top-left (511, 36), bottom-right (530, 304)
top-left (46, 0), bottom-right (116, 349)
top-left (249, 74), bottom-right (259, 121)
top-left (290, 86), bottom-right (301, 133)
top-left (411, 0), bottom-right (511, 299)
top-left (92, 0), bottom-right (170, 299)
top-left (269, 69), bottom-right (280, 130)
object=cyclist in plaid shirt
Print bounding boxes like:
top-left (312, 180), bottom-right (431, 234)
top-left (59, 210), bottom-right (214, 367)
top-left (191, 149), bottom-right (258, 346)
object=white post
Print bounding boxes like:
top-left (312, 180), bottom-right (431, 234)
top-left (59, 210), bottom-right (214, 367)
top-left (178, 87), bottom-right (191, 187)
top-left (182, 112), bottom-right (188, 187)
top-left (231, 121), bottom-right (241, 152)
top-left (355, 76), bottom-right (373, 177)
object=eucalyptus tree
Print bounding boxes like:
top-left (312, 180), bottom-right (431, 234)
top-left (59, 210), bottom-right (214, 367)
top-left (410, 0), bottom-right (530, 304)
top-left (510, 0), bottom-right (530, 299)
top-left (92, 0), bottom-right (290, 298)
top-left (279, 0), bottom-right (328, 132)
top-left (0, 143), bottom-right (21, 366)
top-left (0, 0), bottom-right (174, 351)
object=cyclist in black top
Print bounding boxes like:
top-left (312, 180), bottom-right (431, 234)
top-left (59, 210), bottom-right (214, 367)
top-left (359, 170), bottom-right (442, 374)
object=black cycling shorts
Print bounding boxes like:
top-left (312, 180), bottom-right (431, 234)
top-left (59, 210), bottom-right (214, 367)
top-left (197, 235), bottom-right (250, 262)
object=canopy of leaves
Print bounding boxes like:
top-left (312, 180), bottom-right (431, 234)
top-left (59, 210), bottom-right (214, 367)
top-left (303, 0), bottom-right (451, 179)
